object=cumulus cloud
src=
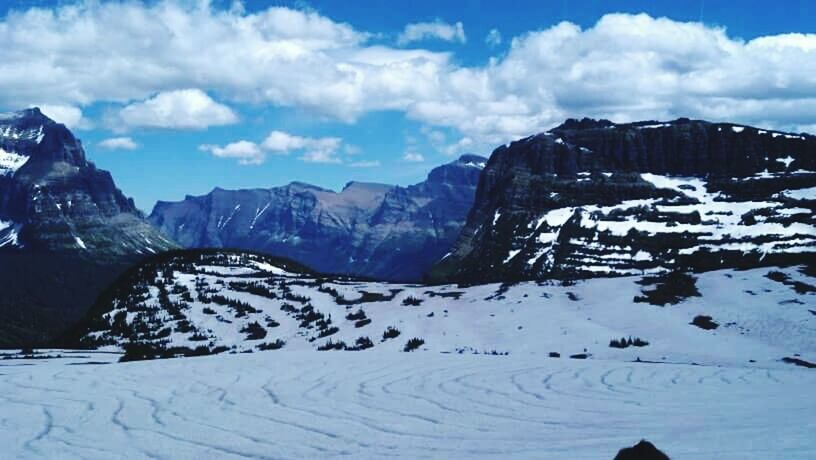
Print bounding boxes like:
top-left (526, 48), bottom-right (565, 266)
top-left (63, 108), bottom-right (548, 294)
top-left (37, 104), bottom-right (89, 129)
top-left (119, 89), bottom-right (237, 129)
top-left (485, 29), bottom-right (502, 47)
top-left (1, 4), bottom-right (815, 152)
top-left (442, 137), bottom-right (474, 156)
top-left (261, 131), bottom-right (342, 163)
top-left (402, 152), bottom-right (425, 162)
top-left (200, 141), bottom-right (265, 165)
top-left (205, 130), bottom-right (346, 165)
top-left (98, 136), bottom-right (138, 150)
top-left (398, 20), bottom-right (466, 45)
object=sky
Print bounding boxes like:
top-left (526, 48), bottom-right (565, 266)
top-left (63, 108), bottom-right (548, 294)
top-left (0, 0), bottom-right (814, 211)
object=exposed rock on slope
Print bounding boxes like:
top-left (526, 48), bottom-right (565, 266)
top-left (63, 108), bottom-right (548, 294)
top-left (149, 154), bottom-right (486, 281)
top-left (428, 119), bottom-right (815, 284)
top-left (0, 108), bottom-right (176, 346)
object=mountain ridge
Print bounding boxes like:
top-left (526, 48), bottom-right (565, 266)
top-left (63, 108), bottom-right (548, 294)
top-left (149, 154), bottom-right (487, 282)
top-left (427, 117), bottom-right (815, 284)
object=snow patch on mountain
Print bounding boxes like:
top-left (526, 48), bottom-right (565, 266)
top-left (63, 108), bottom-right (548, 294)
top-left (0, 220), bottom-right (21, 247)
top-left (0, 148), bottom-right (29, 176)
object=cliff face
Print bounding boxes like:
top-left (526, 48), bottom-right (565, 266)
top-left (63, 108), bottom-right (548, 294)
top-left (427, 119), bottom-right (816, 284)
top-left (150, 155), bottom-right (486, 281)
top-left (0, 108), bottom-right (175, 257)
top-left (0, 108), bottom-right (177, 346)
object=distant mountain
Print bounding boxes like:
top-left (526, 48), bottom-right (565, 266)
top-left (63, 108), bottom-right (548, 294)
top-left (0, 108), bottom-right (176, 346)
top-left (149, 154), bottom-right (486, 281)
top-left (427, 118), bottom-right (816, 284)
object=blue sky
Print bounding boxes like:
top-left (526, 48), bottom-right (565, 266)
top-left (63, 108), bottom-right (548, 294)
top-left (1, 0), bottom-right (814, 210)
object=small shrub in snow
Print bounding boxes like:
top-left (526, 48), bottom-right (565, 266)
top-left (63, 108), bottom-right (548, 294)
top-left (257, 340), bottom-right (286, 351)
top-left (403, 338), bottom-right (425, 352)
top-left (382, 326), bottom-right (401, 341)
top-left (317, 339), bottom-right (346, 351)
top-left (174, 320), bottom-right (194, 333)
top-left (120, 341), bottom-right (163, 362)
top-left (317, 326), bottom-right (339, 338)
top-left (241, 322), bottom-right (267, 340)
top-left (189, 332), bottom-right (209, 342)
top-left (346, 309), bottom-right (366, 321)
top-left (609, 337), bottom-right (650, 348)
top-left (690, 315), bottom-right (719, 330)
top-left (766, 271), bottom-right (789, 283)
top-left (202, 307), bottom-right (216, 315)
top-left (634, 271), bottom-right (701, 306)
top-left (354, 318), bottom-right (372, 328)
top-left (402, 296), bottom-right (424, 306)
top-left (349, 336), bottom-right (374, 351)
top-left (280, 303), bottom-right (298, 313)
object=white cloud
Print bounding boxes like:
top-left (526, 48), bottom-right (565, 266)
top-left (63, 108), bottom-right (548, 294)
top-left (402, 152), bottom-right (425, 162)
top-left (443, 137), bottom-right (474, 156)
top-left (398, 20), bottom-right (466, 45)
top-left (0, 4), bottom-right (814, 151)
top-left (261, 130), bottom-right (342, 163)
top-left (300, 150), bottom-right (342, 164)
top-left (207, 130), bottom-right (346, 164)
top-left (37, 104), bottom-right (89, 129)
top-left (119, 89), bottom-right (237, 129)
top-left (485, 29), bottom-right (502, 47)
top-left (200, 141), bottom-right (264, 165)
top-left (98, 136), bottom-right (138, 150)
top-left (349, 160), bottom-right (380, 168)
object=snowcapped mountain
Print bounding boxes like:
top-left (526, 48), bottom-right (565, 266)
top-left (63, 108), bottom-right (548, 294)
top-left (0, 108), bottom-right (177, 346)
top-left (149, 154), bottom-right (486, 281)
top-left (427, 118), bottom-right (815, 284)
top-left (0, 108), bottom-right (175, 255)
top-left (68, 249), bottom-right (815, 369)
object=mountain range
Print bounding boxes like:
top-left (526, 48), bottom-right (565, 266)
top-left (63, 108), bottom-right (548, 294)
top-left (148, 154), bottom-right (486, 282)
top-left (1, 109), bottom-right (814, 349)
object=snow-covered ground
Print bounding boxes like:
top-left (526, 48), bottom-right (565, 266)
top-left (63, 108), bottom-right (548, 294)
top-left (26, 253), bottom-right (814, 458)
top-left (1, 350), bottom-right (814, 459)
top-left (82, 255), bottom-right (816, 368)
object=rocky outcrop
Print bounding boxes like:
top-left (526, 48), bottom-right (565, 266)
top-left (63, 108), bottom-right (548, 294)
top-left (150, 154), bottom-right (486, 281)
top-left (614, 440), bottom-right (670, 460)
top-left (427, 118), bottom-right (816, 284)
top-left (0, 108), bottom-right (177, 346)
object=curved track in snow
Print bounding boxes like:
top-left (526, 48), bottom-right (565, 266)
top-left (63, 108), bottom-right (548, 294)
top-left (1, 352), bottom-right (815, 459)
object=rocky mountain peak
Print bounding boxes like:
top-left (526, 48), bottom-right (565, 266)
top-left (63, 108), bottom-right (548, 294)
top-left (425, 153), bottom-right (487, 186)
top-left (427, 118), bottom-right (816, 284)
top-left (0, 108), bottom-right (178, 346)
top-left (0, 107), bottom-right (87, 171)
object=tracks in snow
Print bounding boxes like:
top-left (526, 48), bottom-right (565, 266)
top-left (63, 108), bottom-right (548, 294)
top-left (1, 352), bottom-right (815, 459)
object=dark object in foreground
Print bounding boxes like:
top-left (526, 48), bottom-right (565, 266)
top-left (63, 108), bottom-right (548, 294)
top-left (614, 440), bottom-right (670, 460)
top-left (782, 357), bottom-right (816, 368)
